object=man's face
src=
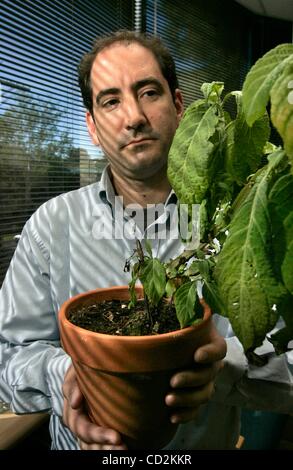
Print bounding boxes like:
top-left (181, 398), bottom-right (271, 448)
top-left (86, 42), bottom-right (183, 180)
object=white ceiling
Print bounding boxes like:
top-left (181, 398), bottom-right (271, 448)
top-left (235, 0), bottom-right (293, 22)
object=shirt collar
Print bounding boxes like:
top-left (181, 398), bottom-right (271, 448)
top-left (98, 164), bottom-right (116, 207)
top-left (98, 164), bottom-right (178, 208)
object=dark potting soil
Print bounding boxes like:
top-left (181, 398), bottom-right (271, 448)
top-left (68, 299), bottom-right (181, 336)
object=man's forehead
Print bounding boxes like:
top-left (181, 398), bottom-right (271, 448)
top-left (94, 41), bottom-right (155, 64)
top-left (91, 42), bottom-right (163, 89)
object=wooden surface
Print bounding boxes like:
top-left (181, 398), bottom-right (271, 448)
top-left (0, 411), bottom-right (49, 449)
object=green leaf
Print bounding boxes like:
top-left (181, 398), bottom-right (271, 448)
top-left (263, 142), bottom-right (278, 155)
top-left (144, 239), bottom-right (153, 258)
top-left (199, 199), bottom-right (209, 240)
top-left (186, 259), bottom-right (210, 278)
top-left (226, 92), bottom-right (270, 185)
top-left (282, 211), bottom-right (293, 294)
top-left (168, 101), bottom-right (219, 205)
top-left (201, 81), bottom-right (224, 104)
top-left (270, 57), bottom-right (293, 167)
top-left (214, 150), bottom-right (288, 352)
top-left (268, 168), bottom-right (293, 293)
top-left (242, 44), bottom-right (293, 126)
top-left (165, 279), bottom-right (177, 298)
top-left (139, 258), bottom-right (166, 307)
top-left (202, 280), bottom-right (226, 316)
top-left (174, 281), bottom-right (197, 328)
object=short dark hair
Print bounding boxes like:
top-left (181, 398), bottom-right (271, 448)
top-left (78, 30), bottom-right (179, 115)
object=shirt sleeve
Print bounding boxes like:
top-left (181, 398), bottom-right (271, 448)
top-left (0, 211), bottom-right (70, 417)
top-left (212, 315), bottom-right (293, 414)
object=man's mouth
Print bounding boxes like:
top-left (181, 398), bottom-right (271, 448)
top-left (126, 138), bottom-right (154, 146)
top-left (120, 136), bottom-right (158, 149)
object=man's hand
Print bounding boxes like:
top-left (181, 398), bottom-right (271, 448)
top-left (62, 365), bottom-right (127, 450)
top-left (165, 322), bottom-right (227, 423)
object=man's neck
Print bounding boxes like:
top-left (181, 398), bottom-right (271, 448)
top-left (110, 167), bottom-right (171, 208)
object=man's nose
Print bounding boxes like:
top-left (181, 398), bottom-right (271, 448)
top-left (124, 97), bottom-right (147, 131)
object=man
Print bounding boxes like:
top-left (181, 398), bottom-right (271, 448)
top-left (0, 31), bottom-right (292, 450)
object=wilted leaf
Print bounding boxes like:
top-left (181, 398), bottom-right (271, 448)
top-left (128, 263), bottom-right (139, 308)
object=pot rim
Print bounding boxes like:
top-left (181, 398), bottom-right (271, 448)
top-left (59, 285), bottom-right (212, 343)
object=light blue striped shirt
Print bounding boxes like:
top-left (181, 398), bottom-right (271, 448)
top-left (1, 167), bottom-right (292, 449)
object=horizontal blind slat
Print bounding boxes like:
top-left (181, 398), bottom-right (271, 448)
top-left (1, 0), bottom-right (133, 284)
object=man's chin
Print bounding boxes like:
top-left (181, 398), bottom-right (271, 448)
top-left (126, 159), bottom-right (167, 179)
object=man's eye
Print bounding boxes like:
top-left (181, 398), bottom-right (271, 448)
top-left (141, 90), bottom-right (159, 99)
top-left (102, 98), bottom-right (119, 108)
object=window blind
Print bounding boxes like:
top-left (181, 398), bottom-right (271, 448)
top-left (0, 0), bottom-right (134, 284)
top-left (145, 0), bottom-right (251, 107)
top-left (145, 0), bottom-right (292, 107)
top-left (1, 0), bottom-right (291, 285)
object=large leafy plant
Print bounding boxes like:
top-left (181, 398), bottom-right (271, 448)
top-left (129, 44), bottom-right (293, 358)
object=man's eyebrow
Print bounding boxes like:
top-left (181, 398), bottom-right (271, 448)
top-left (96, 88), bottom-right (120, 105)
top-left (132, 77), bottom-right (164, 93)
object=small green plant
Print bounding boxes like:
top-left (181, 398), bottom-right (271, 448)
top-left (128, 44), bottom-right (293, 358)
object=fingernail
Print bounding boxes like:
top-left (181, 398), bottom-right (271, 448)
top-left (170, 415), bottom-right (179, 424)
top-left (170, 377), bottom-right (178, 388)
top-left (165, 394), bottom-right (174, 406)
top-left (195, 351), bottom-right (208, 362)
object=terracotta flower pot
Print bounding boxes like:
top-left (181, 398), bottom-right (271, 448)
top-left (59, 285), bottom-right (212, 449)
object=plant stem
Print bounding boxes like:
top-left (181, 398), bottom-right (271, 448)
top-left (135, 239), bottom-right (153, 328)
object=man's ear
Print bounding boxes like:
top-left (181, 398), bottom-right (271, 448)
top-left (86, 111), bottom-right (100, 146)
top-left (174, 89), bottom-right (184, 126)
